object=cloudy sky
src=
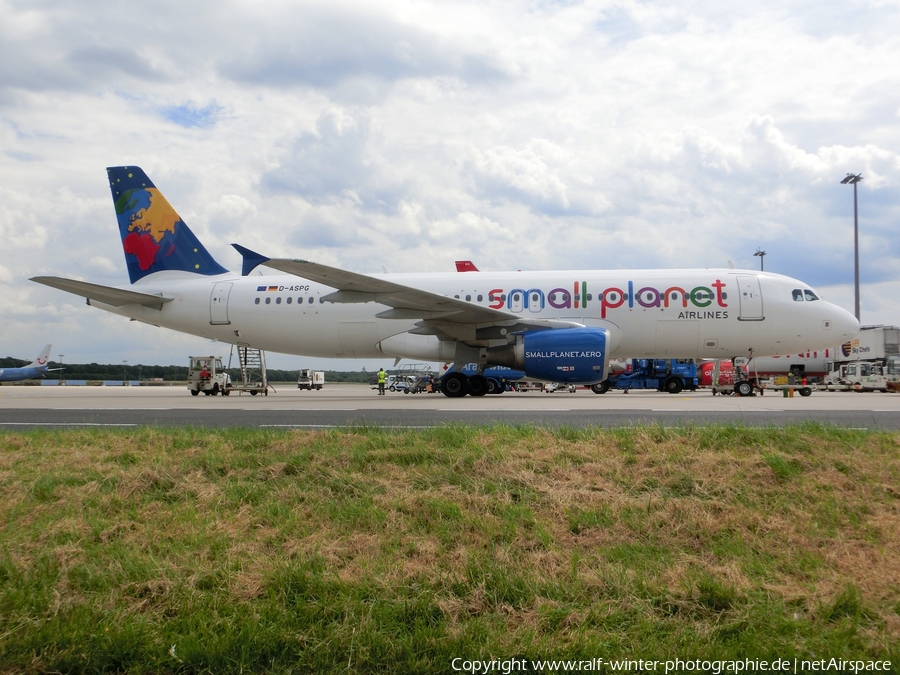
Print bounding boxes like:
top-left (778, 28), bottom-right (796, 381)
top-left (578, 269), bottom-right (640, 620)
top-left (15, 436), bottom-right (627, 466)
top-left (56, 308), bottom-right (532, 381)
top-left (1, 0), bottom-right (898, 370)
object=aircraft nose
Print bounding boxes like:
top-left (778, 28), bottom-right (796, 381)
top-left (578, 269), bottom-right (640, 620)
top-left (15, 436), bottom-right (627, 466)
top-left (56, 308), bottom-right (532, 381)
top-left (829, 303), bottom-right (860, 340)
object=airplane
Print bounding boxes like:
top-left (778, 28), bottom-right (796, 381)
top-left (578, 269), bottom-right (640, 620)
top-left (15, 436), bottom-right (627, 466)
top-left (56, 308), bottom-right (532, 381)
top-left (0, 345), bottom-right (57, 382)
top-left (31, 166), bottom-right (860, 398)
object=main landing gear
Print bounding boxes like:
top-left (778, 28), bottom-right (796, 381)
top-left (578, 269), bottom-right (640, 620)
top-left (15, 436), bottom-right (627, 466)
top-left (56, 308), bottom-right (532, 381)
top-left (441, 372), bottom-right (497, 397)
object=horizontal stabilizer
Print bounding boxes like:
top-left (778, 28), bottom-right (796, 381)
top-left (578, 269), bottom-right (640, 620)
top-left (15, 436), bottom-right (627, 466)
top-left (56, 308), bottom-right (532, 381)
top-left (30, 276), bottom-right (173, 310)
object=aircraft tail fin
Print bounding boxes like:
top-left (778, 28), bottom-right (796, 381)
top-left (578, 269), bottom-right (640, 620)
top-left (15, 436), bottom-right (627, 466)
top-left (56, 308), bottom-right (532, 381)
top-left (455, 260), bottom-right (479, 272)
top-left (107, 166), bottom-right (229, 283)
top-left (29, 345), bottom-right (52, 368)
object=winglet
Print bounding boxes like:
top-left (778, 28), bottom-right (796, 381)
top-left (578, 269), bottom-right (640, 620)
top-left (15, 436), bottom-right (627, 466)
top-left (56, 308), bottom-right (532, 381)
top-left (231, 244), bottom-right (270, 276)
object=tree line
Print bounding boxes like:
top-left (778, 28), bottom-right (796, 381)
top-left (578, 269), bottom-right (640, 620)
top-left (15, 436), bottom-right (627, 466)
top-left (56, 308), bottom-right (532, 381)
top-left (0, 357), bottom-right (376, 384)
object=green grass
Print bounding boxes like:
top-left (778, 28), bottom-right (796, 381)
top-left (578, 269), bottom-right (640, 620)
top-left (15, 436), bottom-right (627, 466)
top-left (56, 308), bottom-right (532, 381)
top-left (0, 425), bottom-right (898, 673)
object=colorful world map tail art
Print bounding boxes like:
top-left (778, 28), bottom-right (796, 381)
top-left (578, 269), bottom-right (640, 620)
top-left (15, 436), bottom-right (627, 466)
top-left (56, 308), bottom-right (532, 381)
top-left (107, 166), bottom-right (228, 283)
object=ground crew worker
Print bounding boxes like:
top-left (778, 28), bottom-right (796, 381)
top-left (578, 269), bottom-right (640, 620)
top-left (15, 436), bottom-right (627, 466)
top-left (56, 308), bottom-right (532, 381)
top-left (377, 368), bottom-right (386, 395)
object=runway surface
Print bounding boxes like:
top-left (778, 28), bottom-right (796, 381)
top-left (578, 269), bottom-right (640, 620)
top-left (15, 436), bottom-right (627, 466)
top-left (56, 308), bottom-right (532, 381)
top-left (1, 384), bottom-right (899, 429)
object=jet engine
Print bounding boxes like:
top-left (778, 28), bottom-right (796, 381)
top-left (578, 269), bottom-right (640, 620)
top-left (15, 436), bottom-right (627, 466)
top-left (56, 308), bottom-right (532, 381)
top-left (487, 327), bottom-right (610, 384)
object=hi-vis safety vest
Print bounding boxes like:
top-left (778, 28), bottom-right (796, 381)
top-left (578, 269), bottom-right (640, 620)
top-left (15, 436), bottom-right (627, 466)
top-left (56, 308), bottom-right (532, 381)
top-left (378, 371), bottom-right (386, 383)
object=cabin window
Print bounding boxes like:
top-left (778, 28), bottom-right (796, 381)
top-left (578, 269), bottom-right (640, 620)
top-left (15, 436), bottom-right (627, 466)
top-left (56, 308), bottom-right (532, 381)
top-left (586, 293), bottom-right (592, 301)
top-left (466, 294), bottom-right (471, 301)
top-left (804, 289), bottom-right (819, 301)
top-left (265, 297), bottom-right (271, 305)
top-left (454, 295), bottom-right (460, 299)
top-left (477, 294), bottom-right (483, 302)
top-left (254, 298), bottom-right (260, 305)
top-left (276, 297), bottom-right (282, 304)
top-left (319, 297), bottom-right (325, 304)
top-left (792, 289), bottom-right (804, 302)
top-left (531, 293), bottom-right (540, 303)
top-left (488, 294), bottom-right (495, 301)
top-left (286, 297), bottom-right (292, 305)
top-left (721, 292), bottom-right (727, 300)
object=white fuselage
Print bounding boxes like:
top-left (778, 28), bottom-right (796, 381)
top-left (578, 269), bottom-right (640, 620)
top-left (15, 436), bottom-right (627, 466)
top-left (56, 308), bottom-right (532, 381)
top-left (91, 268), bottom-right (859, 363)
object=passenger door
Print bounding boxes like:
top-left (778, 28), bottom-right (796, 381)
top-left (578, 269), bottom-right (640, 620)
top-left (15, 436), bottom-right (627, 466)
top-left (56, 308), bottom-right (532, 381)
top-left (736, 276), bottom-right (764, 320)
top-left (209, 282), bottom-right (233, 325)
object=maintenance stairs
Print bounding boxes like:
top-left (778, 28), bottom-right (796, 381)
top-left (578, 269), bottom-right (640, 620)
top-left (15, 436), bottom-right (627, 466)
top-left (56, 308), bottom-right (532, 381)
top-left (229, 345), bottom-right (271, 395)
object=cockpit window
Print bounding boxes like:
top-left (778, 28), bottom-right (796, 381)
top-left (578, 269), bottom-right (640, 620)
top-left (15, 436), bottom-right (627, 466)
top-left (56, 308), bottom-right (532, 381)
top-left (804, 289), bottom-right (819, 301)
top-left (792, 289), bottom-right (804, 302)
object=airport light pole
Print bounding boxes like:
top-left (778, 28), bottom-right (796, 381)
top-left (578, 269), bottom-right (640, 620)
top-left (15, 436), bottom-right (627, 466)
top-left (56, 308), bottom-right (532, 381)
top-left (753, 249), bottom-right (766, 271)
top-left (840, 173), bottom-right (863, 321)
top-left (58, 354), bottom-right (64, 384)
top-left (123, 359), bottom-right (128, 385)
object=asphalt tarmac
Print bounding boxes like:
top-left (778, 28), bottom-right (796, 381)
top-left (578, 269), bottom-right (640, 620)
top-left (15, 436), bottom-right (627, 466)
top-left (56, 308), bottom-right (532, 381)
top-left (1, 383), bottom-right (899, 429)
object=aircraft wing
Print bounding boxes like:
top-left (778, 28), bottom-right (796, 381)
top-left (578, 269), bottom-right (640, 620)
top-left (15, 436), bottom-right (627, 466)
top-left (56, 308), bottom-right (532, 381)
top-left (258, 257), bottom-right (518, 323)
top-left (233, 245), bottom-right (582, 343)
top-left (30, 277), bottom-right (174, 310)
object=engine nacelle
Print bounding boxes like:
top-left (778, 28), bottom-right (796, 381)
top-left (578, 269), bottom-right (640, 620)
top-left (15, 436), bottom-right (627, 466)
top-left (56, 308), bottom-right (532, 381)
top-left (487, 327), bottom-right (609, 384)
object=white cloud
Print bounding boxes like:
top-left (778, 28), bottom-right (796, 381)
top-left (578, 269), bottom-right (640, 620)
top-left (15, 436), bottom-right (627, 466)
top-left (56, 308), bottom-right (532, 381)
top-left (1, 0), bottom-right (899, 366)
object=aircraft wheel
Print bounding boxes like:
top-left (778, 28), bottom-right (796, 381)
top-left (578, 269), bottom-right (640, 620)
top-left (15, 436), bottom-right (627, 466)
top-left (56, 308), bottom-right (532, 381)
top-left (664, 378), bottom-right (684, 394)
top-left (204, 390), bottom-right (212, 396)
top-left (467, 374), bottom-right (488, 397)
top-left (735, 381), bottom-right (753, 397)
top-left (486, 379), bottom-right (502, 395)
top-left (799, 387), bottom-right (812, 397)
top-left (441, 372), bottom-right (468, 398)
top-left (591, 381), bottom-right (610, 395)
top-left (191, 389), bottom-right (200, 396)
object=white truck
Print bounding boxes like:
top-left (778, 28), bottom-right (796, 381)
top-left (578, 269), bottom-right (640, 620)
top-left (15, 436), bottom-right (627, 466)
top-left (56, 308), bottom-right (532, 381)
top-left (821, 325), bottom-right (900, 392)
top-left (821, 360), bottom-right (899, 392)
top-left (188, 356), bottom-right (232, 396)
top-left (297, 369), bottom-right (325, 390)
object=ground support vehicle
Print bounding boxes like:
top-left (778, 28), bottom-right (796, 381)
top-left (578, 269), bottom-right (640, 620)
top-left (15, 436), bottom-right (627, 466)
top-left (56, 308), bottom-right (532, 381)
top-left (818, 325), bottom-right (900, 392)
top-left (188, 357), bottom-right (232, 396)
top-left (760, 376), bottom-right (813, 397)
top-left (821, 360), bottom-right (899, 392)
top-left (227, 345), bottom-right (271, 396)
top-left (406, 374), bottom-right (439, 393)
top-left (514, 380), bottom-right (546, 392)
top-left (592, 359), bottom-right (699, 394)
top-left (371, 374), bottom-right (419, 392)
top-left (297, 369), bottom-right (325, 390)
top-left (707, 358), bottom-right (762, 397)
top-left (545, 383), bottom-right (577, 393)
